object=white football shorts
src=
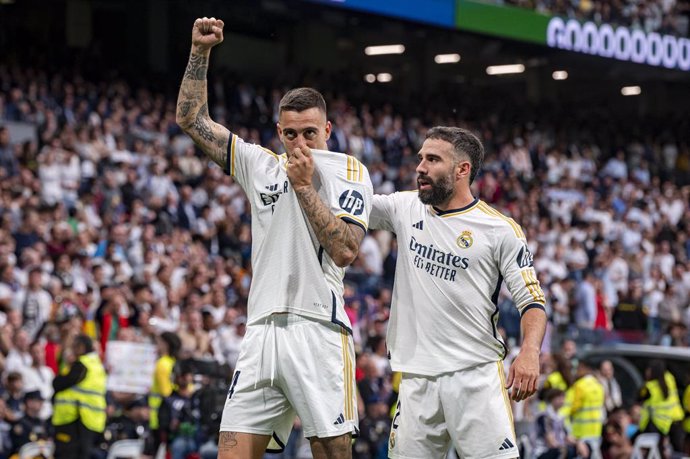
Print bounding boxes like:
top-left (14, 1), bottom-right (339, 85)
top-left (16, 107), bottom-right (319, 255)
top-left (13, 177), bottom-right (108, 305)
top-left (219, 313), bottom-right (358, 452)
top-left (389, 360), bottom-right (518, 459)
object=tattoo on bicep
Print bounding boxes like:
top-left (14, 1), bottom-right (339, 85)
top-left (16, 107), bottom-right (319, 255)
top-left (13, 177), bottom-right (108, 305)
top-left (218, 431), bottom-right (238, 451)
top-left (177, 100), bottom-right (194, 118)
top-left (184, 53), bottom-right (209, 80)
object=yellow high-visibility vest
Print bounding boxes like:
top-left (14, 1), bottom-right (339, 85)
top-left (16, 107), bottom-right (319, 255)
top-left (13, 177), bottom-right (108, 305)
top-left (570, 375), bottom-right (605, 440)
top-left (149, 355), bottom-right (175, 429)
top-left (640, 371), bottom-right (684, 435)
top-left (52, 352), bottom-right (107, 433)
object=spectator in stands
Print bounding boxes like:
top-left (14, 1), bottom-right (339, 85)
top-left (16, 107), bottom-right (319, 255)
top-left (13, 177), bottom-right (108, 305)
top-left (0, 128), bottom-right (17, 181)
top-left (178, 309), bottom-right (211, 359)
top-left (535, 389), bottom-right (588, 459)
top-left (19, 341), bottom-right (54, 420)
top-left (9, 390), bottom-right (51, 455)
top-left (158, 363), bottom-right (200, 459)
top-left (2, 371), bottom-right (25, 425)
top-left (601, 419), bottom-right (632, 459)
top-left (13, 267), bottom-right (52, 340)
top-left (597, 360), bottom-right (623, 414)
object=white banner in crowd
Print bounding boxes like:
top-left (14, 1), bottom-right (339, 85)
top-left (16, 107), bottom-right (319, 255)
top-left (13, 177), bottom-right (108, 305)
top-left (105, 341), bottom-right (158, 394)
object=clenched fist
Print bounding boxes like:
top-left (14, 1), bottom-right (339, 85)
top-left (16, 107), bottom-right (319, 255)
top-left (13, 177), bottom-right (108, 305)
top-left (192, 17), bottom-right (224, 51)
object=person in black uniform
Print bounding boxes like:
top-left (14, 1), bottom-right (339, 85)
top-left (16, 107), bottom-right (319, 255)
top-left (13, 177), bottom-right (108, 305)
top-left (10, 390), bottom-right (51, 455)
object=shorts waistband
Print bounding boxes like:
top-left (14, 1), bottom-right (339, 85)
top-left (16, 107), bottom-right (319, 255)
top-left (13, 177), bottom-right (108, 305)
top-left (264, 313), bottom-right (312, 326)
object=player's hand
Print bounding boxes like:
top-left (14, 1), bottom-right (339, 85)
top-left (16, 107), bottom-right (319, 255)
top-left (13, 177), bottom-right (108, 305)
top-left (192, 17), bottom-right (224, 51)
top-left (286, 146), bottom-right (315, 190)
top-left (505, 347), bottom-right (539, 402)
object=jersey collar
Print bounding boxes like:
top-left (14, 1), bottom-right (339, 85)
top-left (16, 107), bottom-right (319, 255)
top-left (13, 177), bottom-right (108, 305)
top-left (431, 197), bottom-right (480, 216)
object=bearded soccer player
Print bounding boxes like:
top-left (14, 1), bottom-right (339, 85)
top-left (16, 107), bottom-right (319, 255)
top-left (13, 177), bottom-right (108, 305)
top-left (176, 17), bottom-right (372, 459)
top-left (370, 126), bottom-right (546, 459)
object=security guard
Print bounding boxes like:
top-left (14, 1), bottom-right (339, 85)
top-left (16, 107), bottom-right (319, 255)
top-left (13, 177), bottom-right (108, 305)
top-left (569, 359), bottom-right (605, 441)
top-left (639, 360), bottom-right (684, 451)
top-left (10, 390), bottom-right (51, 454)
top-left (145, 332), bottom-right (180, 456)
top-left (51, 334), bottom-right (107, 458)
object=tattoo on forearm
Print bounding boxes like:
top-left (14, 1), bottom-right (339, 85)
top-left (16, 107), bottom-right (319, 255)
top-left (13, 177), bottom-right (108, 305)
top-left (294, 186), bottom-right (360, 262)
top-left (218, 431), bottom-right (238, 452)
top-left (184, 53), bottom-right (208, 80)
top-left (176, 51), bottom-right (229, 170)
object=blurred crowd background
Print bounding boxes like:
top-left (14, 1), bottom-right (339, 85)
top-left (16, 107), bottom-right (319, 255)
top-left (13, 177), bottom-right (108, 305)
top-left (1, 0), bottom-right (690, 457)
top-left (498, 0), bottom-right (690, 37)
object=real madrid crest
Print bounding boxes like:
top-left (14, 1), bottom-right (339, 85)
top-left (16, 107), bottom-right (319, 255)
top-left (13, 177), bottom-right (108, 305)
top-left (456, 230), bottom-right (473, 249)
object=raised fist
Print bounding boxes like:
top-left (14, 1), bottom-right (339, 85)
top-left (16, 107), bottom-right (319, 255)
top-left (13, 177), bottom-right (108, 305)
top-left (192, 17), bottom-right (224, 51)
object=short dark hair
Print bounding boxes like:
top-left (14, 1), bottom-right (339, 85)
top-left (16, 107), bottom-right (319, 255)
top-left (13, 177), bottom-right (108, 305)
top-left (425, 127), bottom-right (484, 184)
top-left (160, 331), bottom-right (182, 358)
top-left (278, 87), bottom-right (327, 115)
top-left (74, 334), bottom-right (94, 353)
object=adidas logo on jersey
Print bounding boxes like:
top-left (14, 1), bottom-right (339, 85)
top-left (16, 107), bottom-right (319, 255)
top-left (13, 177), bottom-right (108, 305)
top-left (265, 183), bottom-right (279, 191)
top-left (412, 220), bottom-right (424, 230)
top-left (333, 413), bottom-right (345, 425)
top-left (498, 438), bottom-right (515, 451)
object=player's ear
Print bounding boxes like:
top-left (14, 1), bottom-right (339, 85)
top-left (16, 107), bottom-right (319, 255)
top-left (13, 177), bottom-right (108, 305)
top-left (276, 122), bottom-right (283, 140)
top-left (457, 161), bottom-right (471, 181)
top-left (324, 120), bottom-right (332, 141)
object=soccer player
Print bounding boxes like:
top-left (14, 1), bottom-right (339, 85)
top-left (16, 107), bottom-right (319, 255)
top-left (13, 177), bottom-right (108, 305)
top-left (370, 127), bottom-right (547, 458)
top-left (176, 17), bottom-right (372, 459)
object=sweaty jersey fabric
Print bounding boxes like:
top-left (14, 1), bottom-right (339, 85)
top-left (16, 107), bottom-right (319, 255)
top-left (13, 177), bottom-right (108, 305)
top-left (370, 192), bottom-right (545, 375)
top-left (225, 135), bottom-right (373, 331)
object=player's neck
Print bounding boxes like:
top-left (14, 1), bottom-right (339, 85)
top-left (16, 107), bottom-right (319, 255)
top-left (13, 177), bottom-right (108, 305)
top-left (434, 188), bottom-right (475, 212)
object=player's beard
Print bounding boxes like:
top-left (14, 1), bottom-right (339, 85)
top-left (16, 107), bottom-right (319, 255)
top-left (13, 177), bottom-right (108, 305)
top-left (417, 172), bottom-right (454, 206)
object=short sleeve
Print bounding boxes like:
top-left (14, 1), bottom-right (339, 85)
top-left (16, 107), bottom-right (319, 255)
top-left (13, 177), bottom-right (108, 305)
top-left (495, 221), bottom-right (546, 315)
top-left (225, 134), bottom-right (281, 193)
top-left (370, 194), bottom-right (397, 232)
top-left (327, 156), bottom-right (373, 233)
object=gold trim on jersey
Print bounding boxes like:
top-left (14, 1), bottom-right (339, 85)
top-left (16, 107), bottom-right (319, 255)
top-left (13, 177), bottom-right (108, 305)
top-left (346, 156), bottom-right (363, 182)
top-left (477, 202), bottom-right (525, 239)
top-left (430, 200), bottom-right (480, 217)
top-left (521, 269), bottom-right (546, 303)
top-left (340, 330), bottom-right (355, 421)
top-left (259, 146), bottom-right (279, 159)
top-left (497, 361), bottom-right (516, 439)
top-left (336, 213), bottom-right (368, 230)
top-left (230, 134), bottom-right (238, 176)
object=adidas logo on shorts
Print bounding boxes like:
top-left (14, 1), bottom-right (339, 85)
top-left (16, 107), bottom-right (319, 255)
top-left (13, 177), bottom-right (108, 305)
top-left (498, 438), bottom-right (515, 451)
top-left (333, 413), bottom-right (345, 425)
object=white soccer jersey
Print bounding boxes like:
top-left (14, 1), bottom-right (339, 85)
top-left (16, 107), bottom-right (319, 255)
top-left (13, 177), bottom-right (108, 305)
top-left (370, 192), bottom-right (545, 376)
top-left (225, 135), bottom-right (373, 332)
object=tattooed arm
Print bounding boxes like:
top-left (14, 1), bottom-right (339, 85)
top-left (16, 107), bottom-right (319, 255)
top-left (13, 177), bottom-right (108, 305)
top-left (287, 146), bottom-right (365, 268)
top-left (176, 17), bottom-right (230, 170)
top-left (295, 186), bottom-right (365, 268)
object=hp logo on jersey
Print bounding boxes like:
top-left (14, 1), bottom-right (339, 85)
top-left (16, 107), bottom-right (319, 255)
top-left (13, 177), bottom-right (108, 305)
top-left (339, 190), bottom-right (365, 215)
top-left (517, 244), bottom-right (534, 268)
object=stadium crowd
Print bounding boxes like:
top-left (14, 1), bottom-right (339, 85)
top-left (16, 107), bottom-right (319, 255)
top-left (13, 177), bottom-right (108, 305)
top-left (497, 0), bottom-right (690, 37)
top-left (0, 63), bottom-right (689, 458)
